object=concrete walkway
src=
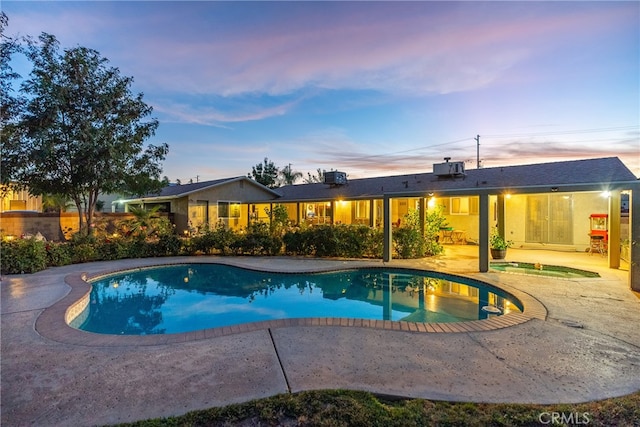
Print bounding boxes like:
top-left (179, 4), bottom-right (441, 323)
top-left (2, 247), bottom-right (639, 426)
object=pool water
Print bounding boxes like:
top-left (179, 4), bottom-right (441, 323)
top-left (490, 262), bottom-right (599, 278)
top-left (72, 264), bottom-right (522, 335)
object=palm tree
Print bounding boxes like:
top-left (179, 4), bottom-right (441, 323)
top-left (124, 205), bottom-right (162, 238)
top-left (279, 164), bottom-right (303, 185)
top-left (42, 193), bottom-right (73, 213)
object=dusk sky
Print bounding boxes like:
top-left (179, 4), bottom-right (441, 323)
top-left (4, 1), bottom-right (639, 182)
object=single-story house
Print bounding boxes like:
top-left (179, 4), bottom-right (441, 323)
top-left (120, 157), bottom-right (639, 290)
top-left (120, 177), bottom-right (282, 234)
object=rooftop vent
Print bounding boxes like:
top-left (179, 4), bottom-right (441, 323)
top-left (324, 171), bottom-right (347, 186)
top-left (433, 158), bottom-right (465, 177)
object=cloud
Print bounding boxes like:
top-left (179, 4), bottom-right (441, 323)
top-left (116, 2), bottom-right (635, 98)
top-left (293, 130), bottom-right (640, 179)
top-left (152, 98), bottom-right (299, 127)
top-left (7, 2), bottom-right (636, 100)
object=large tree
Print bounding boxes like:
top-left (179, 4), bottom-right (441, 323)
top-left (0, 12), bottom-right (26, 196)
top-left (249, 157), bottom-right (280, 189)
top-left (3, 33), bottom-right (168, 235)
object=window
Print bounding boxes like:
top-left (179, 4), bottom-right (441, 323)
top-left (218, 201), bottom-right (241, 218)
top-left (355, 200), bottom-right (369, 218)
top-left (450, 197), bottom-right (478, 215)
top-left (525, 194), bottom-right (573, 244)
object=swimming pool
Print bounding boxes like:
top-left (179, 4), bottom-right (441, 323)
top-left (71, 264), bottom-right (522, 335)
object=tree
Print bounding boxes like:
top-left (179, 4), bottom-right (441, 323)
top-left (0, 12), bottom-right (26, 190)
top-left (279, 164), bottom-right (303, 186)
top-left (249, 157), bottom-right (279, 188)
top-left (4, 33), bottom-right (168, 235)
top-left (42, 193), bottom-right (73, 213)
top-left (303, 168), bottom-right (325, 184)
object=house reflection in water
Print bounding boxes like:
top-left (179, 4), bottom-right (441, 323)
top-left (316, 272), bottom-right (520, 323)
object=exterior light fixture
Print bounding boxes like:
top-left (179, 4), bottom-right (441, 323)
top-left (550, 187), bottom-right (559, 192)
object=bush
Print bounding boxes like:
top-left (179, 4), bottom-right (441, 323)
top-left (155, 234), bottom-right (183, 256)
top-left (283, 224), bottom-right (383, 258)
top-left (232, 222), bottom-right (282, 255)
top-left (283, 228), bottom-right (314, 255)
top-left (94, 238), bottom-right (130, 260)
top-left (393, 226), bottom-right (426, 258)
top-left (1, 238), bottom-right (48, 274)
top-left (70, 243), bottom-right (99, 263)
top-left (45, 242), bottom-right (73, 266)
top-left (309, 225), bottom-right (339, 257)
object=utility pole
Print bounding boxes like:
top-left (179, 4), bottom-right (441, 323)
top-left (475, 134), bottom-right (481, 169)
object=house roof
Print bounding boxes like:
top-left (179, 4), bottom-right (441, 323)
top-left (124, 157), bottom-right (637, 205)
top-left (274, 157), bottom-right (638, 201)
top-left (126, 176), bottom-right (281, 202)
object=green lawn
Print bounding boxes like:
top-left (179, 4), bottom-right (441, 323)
top-left (117, 389), bottom-right (640, 426)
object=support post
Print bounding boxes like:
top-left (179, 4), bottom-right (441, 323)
top-left (383, 195), bottom-right (393, 262)
top-left (496, 194), bottom-right (505, 238)
top-left (479, 193), bottom-right (490, 272)
top-left (608, 190), bottom-right (621, 269)
top-left (419, 197), bottom-right (426, 237)
top-left (630, 187), bottom-right (640, 291)
top-left (369, 199), bottom-right (375, 227)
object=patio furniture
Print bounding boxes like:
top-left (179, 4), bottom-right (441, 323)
top-left (440, 227), bottom-right (454, 243)
top-left (452, 230), bottom-right (467, 244)
top-left (588, 234), bottom-right (606, 256)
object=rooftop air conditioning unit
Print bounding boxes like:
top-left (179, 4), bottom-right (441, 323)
top-left (324, 171), bottom-right (347, 186)
top-left (433, 158), bottom-right (465, 177)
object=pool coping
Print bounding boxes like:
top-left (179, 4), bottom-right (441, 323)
top-left (35, 260), bottom-right (547, 347)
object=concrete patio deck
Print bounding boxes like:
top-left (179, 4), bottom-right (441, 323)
top-left (2, 246), bottom-right (639, 426)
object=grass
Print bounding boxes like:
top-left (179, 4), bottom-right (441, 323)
top-left (116, 389), bottom-right (640, 426)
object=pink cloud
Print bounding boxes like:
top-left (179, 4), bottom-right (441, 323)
top-left (7, 2), bottom-right (635, 98)
top-left (126, 2), bottom-right (635, 97)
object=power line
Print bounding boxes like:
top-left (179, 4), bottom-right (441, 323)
top-left (352, 137), bottom-right (471, 160)
top-left (355, 125), bottom-right (637, 162)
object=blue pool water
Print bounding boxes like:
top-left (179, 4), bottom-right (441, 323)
top-left (72, 264), bottom-right (522, 335)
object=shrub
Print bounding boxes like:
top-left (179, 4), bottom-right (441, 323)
top-left (232, 222), bottom-right (282, 255)
top-left (283, 224), bottom-right (383, 258)
top-left (393, 226), bottom-right (426, 258)
top-left (70, 243), bottom-right (99, 263)
top-left (94, 238), bottom-right (130, 260)
top-left (156, 234), bottom-right (183, 256)
top-left (45, 242), bottom-right (73, 266)
top-left (211, 223), bottom-right (238, 255)
top-left (1, 238), bottom-right (48, 274)
top-left (309, 225), bottom-right (339, 257)
top-left (424, 205), bottom-right (447, 256)
top-left (362, 227), bottom-right (384, 258)
top-left (283, 228), bottom-right (314, 255)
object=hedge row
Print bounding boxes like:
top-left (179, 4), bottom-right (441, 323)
top-left (1, 222), bottom-right (440, 275)
top-left (0, 234), bottom-right (184, 275)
